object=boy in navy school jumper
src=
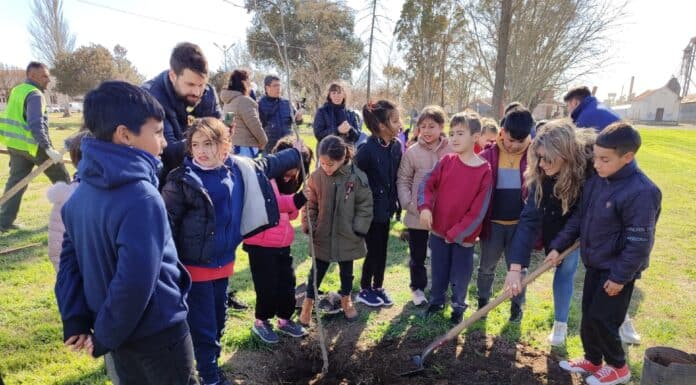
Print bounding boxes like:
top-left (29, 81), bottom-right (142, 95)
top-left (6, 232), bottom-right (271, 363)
top-left (551, 122), bottom-right (661, 385)
top-left (476, 106), bottom-right (534, 322)
top-left (55, 81), bottom-right (198, 385)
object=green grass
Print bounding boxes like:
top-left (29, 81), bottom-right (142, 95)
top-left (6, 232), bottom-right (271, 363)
top-left (0, 117), bottom-right (694, 384)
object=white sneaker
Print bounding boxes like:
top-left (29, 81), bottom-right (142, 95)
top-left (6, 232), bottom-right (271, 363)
top-left (412, 289), bottom-right (428, 306)
top-left (619, 316), bottom-right (641, 345)
top-left (547, 321), bottom-right (568, 346)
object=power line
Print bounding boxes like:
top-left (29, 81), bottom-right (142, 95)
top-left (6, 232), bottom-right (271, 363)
top-left (76, 0), bottom-right (236, 37)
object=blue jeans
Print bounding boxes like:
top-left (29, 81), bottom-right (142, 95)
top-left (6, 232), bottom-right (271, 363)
top-left (429, 234), bottom-right (474, 310)
top-left (552, 248), bottom-right (580, 322)
top-left (187, 278), bottom-right (229, 384)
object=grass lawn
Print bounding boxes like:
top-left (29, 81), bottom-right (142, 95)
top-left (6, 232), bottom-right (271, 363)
top-left (0, 115), bottom-right (693, 384)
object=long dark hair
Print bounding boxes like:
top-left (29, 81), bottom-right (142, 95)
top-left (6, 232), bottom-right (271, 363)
top-left (362, 100), bottom-right (398, 135)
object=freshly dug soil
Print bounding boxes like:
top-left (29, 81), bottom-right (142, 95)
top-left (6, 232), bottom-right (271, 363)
top-left (222, 320), bottom-right (582, 385)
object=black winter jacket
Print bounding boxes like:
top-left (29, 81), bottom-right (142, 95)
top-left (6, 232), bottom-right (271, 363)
top-left (162, 149), bottom-right (301, 265)
top-left (355, 136), bottom-right (402, 223)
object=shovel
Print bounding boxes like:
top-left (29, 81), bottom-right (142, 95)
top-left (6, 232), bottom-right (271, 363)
top-left (401, 241), bottom-right (580, 376)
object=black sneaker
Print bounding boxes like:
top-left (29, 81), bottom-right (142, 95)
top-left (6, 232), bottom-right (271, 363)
top-left (509, 302), bottom-right (523, 322)
top-left (0, 223), bottom-right (23, 232)
top-left (317, 292), bottom-right (343, 314)
top-left (424, 304), bottom-right (445, 318)
top-left (451, 307), bottom-right (465, 324)
top-left (227, 291), bottom-right (248, 311)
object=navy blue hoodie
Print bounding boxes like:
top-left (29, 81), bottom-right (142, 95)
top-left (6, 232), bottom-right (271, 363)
top-left (55, 138), bottom-right (191, 357)
top-left (572, 96), bottom-right (620, 132)
top-left (549, 160), bottom-right (661, 284)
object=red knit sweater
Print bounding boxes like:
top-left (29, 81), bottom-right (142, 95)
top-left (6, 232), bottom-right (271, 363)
top-left (417, 153), bottom-right (493, 245)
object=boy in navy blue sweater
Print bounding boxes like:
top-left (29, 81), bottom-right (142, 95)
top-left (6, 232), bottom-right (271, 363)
top-left (548, 122), bottom-right (661, 385)
top-left (55, 81), bottom-right (198, 385)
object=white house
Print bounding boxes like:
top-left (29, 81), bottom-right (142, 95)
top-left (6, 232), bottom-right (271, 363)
top-left (626, 78), bottom-right (681, 123)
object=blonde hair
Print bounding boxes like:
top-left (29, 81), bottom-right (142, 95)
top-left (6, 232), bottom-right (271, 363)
top-left (525, 119), bottom-right (595, 214)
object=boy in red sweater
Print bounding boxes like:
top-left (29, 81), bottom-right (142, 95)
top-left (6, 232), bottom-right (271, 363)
top-left (418, 112), bottom-right (493, 324)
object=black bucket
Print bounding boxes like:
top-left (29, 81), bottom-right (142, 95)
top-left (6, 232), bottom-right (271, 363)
top-left (641, 346), bottom-right (696, 385)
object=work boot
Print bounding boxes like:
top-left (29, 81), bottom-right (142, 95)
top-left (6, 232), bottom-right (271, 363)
top-left (299, 298), bottom-right (314, 326)
top-left (341, 295), bottom-right (358, 321)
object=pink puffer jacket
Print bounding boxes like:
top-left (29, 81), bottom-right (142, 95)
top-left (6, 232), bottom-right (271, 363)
top-left (46, 181), bottom-right (79, 271)
top-left (244, 180), bottom-right (299, 248)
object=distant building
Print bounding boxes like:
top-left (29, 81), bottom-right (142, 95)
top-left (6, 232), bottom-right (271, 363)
top-left (680, 94), bottom-right (696, 123)
top-left (625, 78), bottom-right (681, 123)
top-left (467, 99), bottom-right (492, 116)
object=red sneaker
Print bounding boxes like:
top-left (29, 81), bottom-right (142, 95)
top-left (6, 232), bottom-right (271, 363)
top-left (586, 364), bottom-right (631, 385)
top-left (559, 358), bottom-right (602, 374)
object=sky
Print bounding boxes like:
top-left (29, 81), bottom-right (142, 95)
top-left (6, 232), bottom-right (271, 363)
top-left (1, 0), bottom-right (695, 101)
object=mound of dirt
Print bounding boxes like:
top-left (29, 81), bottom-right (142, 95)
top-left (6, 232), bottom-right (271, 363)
top-left (223, 321), bottom-right (582, 385)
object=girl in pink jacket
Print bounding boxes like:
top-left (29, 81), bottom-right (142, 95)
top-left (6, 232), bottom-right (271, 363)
top-left (243, 136), bottom-right (313, 344)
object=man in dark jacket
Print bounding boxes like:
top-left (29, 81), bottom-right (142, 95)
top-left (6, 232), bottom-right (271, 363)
top-left (258, 75), bottom-right (303, 153)
top-left (142, 42), bottom-right (221, 181)
top-left (564, 86), bottom-right (620, 131)
top-left (55, 81), bottom-right (197, 384)
top-left (550, 122), bottom-right (660, 385)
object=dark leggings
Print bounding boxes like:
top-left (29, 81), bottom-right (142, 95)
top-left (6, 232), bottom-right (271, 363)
top-left (306, 259), bottom-right (354, 299)
top-left (361, 221), bottom-right (390, 289)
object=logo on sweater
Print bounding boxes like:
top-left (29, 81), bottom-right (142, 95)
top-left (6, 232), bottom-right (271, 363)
top-left (606, 201), bottom-right (612, 209)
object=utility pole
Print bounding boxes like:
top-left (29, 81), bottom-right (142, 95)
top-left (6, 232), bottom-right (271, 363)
top-left (680, 36), bottom-right (696, 98)
top-left (213, 42), bottom-right (235, 72)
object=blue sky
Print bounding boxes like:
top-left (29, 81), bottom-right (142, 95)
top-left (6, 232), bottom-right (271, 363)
top-left (1, 0), bottom-right (695, 100)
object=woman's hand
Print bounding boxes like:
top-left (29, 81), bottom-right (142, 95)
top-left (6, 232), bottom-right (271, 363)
top-left (338, 120), bottom-right (351, 134)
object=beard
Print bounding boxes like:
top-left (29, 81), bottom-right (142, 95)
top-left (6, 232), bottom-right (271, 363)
top-left (276, 175), bottom-right (301, 194)
top-left (173, 85), bottom-right (201, 107)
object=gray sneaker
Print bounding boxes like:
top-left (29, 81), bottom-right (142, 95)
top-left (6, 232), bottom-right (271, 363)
top-left (277, 319), bottom-right (308, 338)
top-left (252, 319), bottom-right (279, 344)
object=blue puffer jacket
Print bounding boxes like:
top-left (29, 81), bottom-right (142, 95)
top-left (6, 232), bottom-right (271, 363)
top-left (549, 161), bottom-right (661, 284)
top-left (161, 148), bottom-right (302, 266)
top-left (55, 138), bottom-right (191, 357)
top-left (142, 71), bottom-right (222, 177)
top-left (258, 96), bottom-right (294, 152)
top-left (313, 102), bottom-right (361, 144)
top-left (572, 96), bottom-right (620, 131)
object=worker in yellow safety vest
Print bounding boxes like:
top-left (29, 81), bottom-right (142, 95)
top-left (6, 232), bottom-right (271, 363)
top-left (0, 62), bottom-right (69, 232)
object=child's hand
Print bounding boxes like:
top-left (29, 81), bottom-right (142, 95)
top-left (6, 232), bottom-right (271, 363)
top-left (504, 269), bottom-right (523, 296)
top-left (65, 334), bottom-right (90, 352)
top-left (544, 250), bottom-right (561, 266)
top-left (603, 279), bottom-right (624, 296)
top-left (419, 209), bottom-right (432, 230)
top-left (84, 335), bottom-right (94, 356)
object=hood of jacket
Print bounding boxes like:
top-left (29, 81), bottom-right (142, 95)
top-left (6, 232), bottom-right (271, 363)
top-left (220, 89), bottom-right (243, 105)
top-left (78, 137), bottom-right (161, 190)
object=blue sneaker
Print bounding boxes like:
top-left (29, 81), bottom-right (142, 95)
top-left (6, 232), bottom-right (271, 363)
top-left (277, 319), bottom-right (308, 338)
top-left (355, 289), bottom-right (384, 307)
top-left (373, 288), bottom-right (394, 307)
top-left (252, 319), bottom-right (279, 344)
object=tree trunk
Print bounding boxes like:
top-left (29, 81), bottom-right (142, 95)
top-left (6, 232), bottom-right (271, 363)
top-left (366, 0), bottom-right (377, 102)
top-left (492, 0), bottom-right (512, 119)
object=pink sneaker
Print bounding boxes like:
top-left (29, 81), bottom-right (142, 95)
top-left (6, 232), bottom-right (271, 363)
top-left (559, 358), bottom-right (602, 374)
top-left (585, 364), bottom-right (630, 385)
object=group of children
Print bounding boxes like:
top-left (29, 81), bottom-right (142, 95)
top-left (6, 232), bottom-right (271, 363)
top-left (51, 80), bottom-right (660, 385)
